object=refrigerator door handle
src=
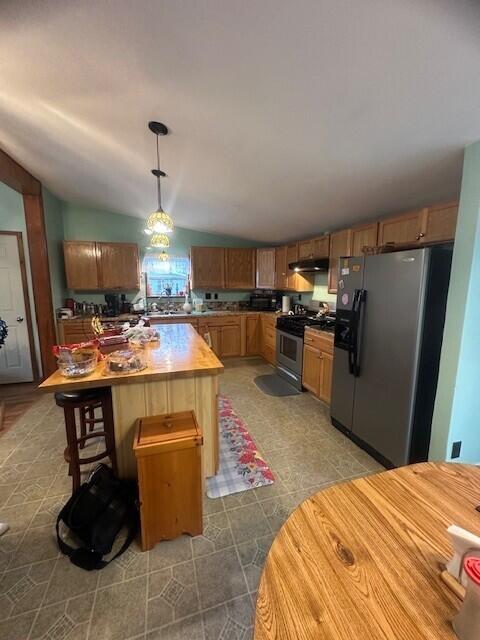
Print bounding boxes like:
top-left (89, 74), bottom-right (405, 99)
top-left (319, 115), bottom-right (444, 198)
top-left (348, 289), bottom-right (361, 375)
top-left (353, 289), bottom-right (367, 377)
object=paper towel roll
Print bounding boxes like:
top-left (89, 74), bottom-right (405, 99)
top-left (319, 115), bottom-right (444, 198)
top-left (282, 296), bottom-right (291, 313)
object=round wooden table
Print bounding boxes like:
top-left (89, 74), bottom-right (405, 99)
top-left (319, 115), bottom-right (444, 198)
top-left (255, 463), bottom-right (480, 639)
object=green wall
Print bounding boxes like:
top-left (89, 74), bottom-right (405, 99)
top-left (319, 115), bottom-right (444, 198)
top-left (43, 188), bottom-right (66, 312)
top-left (61, 201), bottom-right (266, 303)
top-left (429, 141), bottom-right (480, 463)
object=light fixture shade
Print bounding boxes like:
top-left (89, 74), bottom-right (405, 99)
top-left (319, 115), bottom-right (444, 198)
top-left (158, 250), bottom-right (169, 262)
top-left (146, 210), bottom-right (174, 234)
top-left (150, 233), bottom-right (170, 248)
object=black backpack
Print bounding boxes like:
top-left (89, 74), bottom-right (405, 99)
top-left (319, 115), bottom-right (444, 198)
top-left (56, 464), bottom-right (139, 571)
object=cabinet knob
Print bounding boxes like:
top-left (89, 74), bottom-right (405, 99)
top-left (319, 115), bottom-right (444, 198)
top-left (16, 316), bottom-right (24, 322)
top-left (416, 232), bottom-right (425, 240)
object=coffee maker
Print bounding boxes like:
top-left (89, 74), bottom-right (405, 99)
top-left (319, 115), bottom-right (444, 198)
top-left (104, 294), bottom-right (121, 317)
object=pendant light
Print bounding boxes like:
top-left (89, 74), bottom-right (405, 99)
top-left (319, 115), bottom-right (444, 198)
top-left (144, 121), bottom-right (174, 234)
top-left (150, 233), bottom-right (170, 248)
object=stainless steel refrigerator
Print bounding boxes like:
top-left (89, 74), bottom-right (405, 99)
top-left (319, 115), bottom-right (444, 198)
top-left (330, 246), bottom-right (453, 468)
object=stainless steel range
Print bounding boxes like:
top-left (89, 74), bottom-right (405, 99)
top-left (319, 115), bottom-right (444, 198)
top-left (276, 314), bottom-right (335, 390)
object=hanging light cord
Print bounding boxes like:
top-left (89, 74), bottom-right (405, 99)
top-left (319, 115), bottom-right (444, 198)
top-left (155, 134), bottom-right (162, 211)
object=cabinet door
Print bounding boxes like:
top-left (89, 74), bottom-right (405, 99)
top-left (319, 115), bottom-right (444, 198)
top-left (190, 247), bottom-right (225, 289)
top-left (420, 202), bottom-right (458, 244)
top-left (225, 248), bottom-right (256, 289)
top-left (377, 209), bottom-right (424, 246)
top-left (98, 242), bottom-right (139, 290)
top-left (219, 325), bottom-right (242, 357)
top-left (275, 246), bottom-right (287, 290)
top-left (198, 324), bottom-right (221, 355)
top-left (302, 345), bottom-right (321, 395)
top-left (286, 242), bottom-right (299, 290)
top-left (313, 235), bottom-right (330, 258)
top-left (246, 315), bottom-right (260, 355)
top-left (329, 229), bottom-right (352, 259)
top-left (298, 239), bottom-right (315, 260)
top-left (63, 241), bottom-right (100, 290)
top-left (328, 229), bottom-right (352, 294)
top-left (256, 248), bottom-right (276, 289)
top-left (351, 223), bottom-right (378, 257)
top-left (318, 351), bottom-right (333, 404)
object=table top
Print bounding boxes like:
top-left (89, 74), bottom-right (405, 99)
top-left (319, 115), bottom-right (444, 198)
top-left (255, 462), bottom-right (480, 640)
top-left (39, 323), bottom-right (224, 392)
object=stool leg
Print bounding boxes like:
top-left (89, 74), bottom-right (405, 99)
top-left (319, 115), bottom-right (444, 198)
top-left (88, 407), bottom-right (96, 433)
top-left (102, 393), bottom-right (118, 475)
top-left (79, 407), bottom-right (87, 450)
top-left (64, 406), bottom-right (81, 492)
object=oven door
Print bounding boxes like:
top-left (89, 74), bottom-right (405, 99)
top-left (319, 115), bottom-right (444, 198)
top-left (276, 329), bottom-right (303, 378)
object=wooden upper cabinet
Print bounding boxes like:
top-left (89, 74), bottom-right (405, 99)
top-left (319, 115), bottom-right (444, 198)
top-left (328, 229), bottom-right (352, 294)
top-left (98, 242), bottom-right (139, 290)
top-left (63, 241), bottom-right (139, 291)
top-left (286, 242), bottom-right (299, 289)
top-left (377, 209), bottom-right (425, 246)
top-left (299, 236), bottom-right (329, 260)
top-left (298, 239), bottom-right (315, 260)
top-left (329, 229), bottom-right (352, 259)
top-left (256, 248), bottom-right (276, 289)
top-left (420, 202), bottom-right (458, 244)
top-left (313, 235), bottom-right (330, 258)
top-left (190, 247), bottom-right (225, 289)
top-left (64, 241), bottom-right (100, 290)
top-left (350, 222), bottom-right (378, 257)
top-left (225, 248), bottom-right (256, 289)
top-left (275, 246), bottom-right (287, 290)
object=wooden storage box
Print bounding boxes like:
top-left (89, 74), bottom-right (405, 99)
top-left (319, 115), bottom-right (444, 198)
top-left (133, 411), bottom-right (203, 551)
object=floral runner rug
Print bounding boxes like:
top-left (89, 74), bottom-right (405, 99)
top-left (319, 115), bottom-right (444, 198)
top-left (206, 396), bottom-right (274, 499)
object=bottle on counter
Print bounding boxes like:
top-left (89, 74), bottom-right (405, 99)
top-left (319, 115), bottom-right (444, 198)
top-left (453, 557), bottom-right (480, 640)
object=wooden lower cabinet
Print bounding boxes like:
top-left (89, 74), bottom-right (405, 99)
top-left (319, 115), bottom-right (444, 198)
top-left (220, 325), bottom-right (242, 356)
top-left (246, 315), bottom-right (260, 355)
top-left (260, 314), bottom-right (276, 365)
top-left (302, 345), bottom-right (321, 395)
top-left (318, 351), bottom-right (333, 403)
top-left (133, 411), bottom-right (203, 550)
top-left (302, 329), bottom-right (334, 404)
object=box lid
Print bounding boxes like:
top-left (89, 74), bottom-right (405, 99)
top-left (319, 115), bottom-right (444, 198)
top-left (133, 410), bottom-right (202, 456)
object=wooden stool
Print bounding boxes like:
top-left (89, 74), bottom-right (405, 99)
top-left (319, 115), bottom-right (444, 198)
top-left (55, 387), bottom-right (117, 492)
top-left (133, 411), bottom-right (203, 551)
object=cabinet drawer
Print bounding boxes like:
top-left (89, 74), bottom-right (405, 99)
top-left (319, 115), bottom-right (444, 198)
top-left (303, 329), bottom-right (333, 354)
top-left (198, 315), bottom-right (241, 327)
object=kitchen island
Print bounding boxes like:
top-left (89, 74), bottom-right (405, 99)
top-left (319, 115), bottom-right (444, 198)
top-left (39, 323), bottom-right (224, 479)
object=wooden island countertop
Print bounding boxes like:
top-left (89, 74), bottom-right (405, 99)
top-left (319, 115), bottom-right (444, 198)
top-left (40, 324), bottom-right (224, 479)
top-left (40, 323), bottom-right (224, 393)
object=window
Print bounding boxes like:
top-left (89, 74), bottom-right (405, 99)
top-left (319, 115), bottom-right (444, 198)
top-left (143, 254), bottom-right (190, 297)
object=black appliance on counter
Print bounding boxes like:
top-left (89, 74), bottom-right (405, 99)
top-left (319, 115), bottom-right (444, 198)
top-left (276, 313), bottom-right (336, 390)
top-left (249, 292), bottom-right (282, 311)
top-left (104, 293), bottom-right (121, 317)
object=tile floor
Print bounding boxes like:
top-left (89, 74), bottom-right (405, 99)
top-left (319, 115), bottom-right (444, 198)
top-left (0, 358), bottom-right (383, 640)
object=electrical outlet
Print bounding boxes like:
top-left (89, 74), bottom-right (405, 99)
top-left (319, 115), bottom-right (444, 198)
top-left (205, 292), bottom-right (211, 300)
top-left (214, 293), bottom-right (218, 300)
top-left (451, 441), bottom-right (462, 459)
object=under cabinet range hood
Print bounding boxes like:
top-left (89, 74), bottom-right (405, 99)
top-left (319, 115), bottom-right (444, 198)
top-left (288, 257), bottom-right (329, 273)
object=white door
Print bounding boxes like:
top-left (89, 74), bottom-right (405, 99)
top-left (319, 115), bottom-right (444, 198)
top-left (0, 234), bottom-right (34, 383)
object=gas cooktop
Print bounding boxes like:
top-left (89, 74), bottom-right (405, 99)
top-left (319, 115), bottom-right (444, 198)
top-left (276, 314), bottom-right (336, 338)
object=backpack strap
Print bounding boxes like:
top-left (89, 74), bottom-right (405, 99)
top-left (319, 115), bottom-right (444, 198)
top-left (56, 502), bottom-right (139, 571)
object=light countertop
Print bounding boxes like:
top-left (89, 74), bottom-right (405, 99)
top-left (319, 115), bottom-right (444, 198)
top-left (40, 323), bottom-right (224, 393)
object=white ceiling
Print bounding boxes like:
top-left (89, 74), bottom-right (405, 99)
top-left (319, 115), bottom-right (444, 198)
top-left (1, 0), bottom-right (479, 242)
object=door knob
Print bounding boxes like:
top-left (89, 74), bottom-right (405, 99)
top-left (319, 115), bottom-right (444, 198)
top-left (16, 316), bottom-right (24, 322)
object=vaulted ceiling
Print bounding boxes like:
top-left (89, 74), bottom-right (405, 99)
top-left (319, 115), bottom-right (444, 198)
top-left (1, 0), bottom-right (479, 241)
